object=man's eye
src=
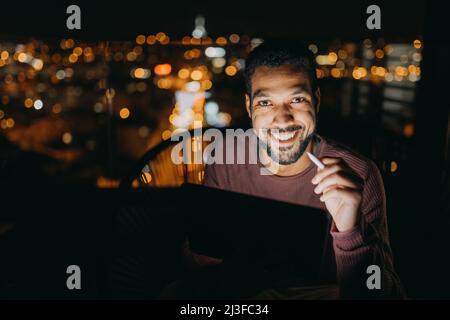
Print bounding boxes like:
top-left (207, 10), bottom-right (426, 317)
top-left (257, 100), bottom-right (272, 107)
top-left (292, 97), bottom-right (306, 104)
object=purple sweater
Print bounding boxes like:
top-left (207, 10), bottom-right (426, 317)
top-left (184, 135), bottom-right (404, 298)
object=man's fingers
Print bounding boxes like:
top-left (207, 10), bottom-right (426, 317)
top-left (314, 173), bottom-right (361, 194)
top-left (319, 186), bottom-right (362, 204)
top-left (321, 157), bottom-right (342, 165)
top-left (311, 164), bottom-right (341, 184)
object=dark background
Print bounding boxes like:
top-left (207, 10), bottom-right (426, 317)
top-left (0, 1), bottom-right (425, 41)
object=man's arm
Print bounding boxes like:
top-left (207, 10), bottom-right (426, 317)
top-left (314, 159), bottom-right (405, 298)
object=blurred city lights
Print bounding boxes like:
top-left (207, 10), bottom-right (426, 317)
top-left (205, 101), bottom-right (219, 115)
top-left (119, 107), bottom-right (130, 119)
top-left (132, 67), bottom-right (151, 79)
top-left (0, 30), bottom-right (424, 187)
top-left (225, 65), bottom-right (237, 76)
top-left (33, 99), bottom-right (43, 110)
top-left (154, 64), bottom-right (172, 76)
top-left (62, 132), bottom-right (73, 144)
top-left (205, 47), bottom-right (226, 58)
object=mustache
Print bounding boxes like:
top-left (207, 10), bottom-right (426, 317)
top-left (268, 125), bottom-right (304, 134)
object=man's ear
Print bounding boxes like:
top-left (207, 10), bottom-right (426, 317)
top-left (314, 88), bottom-right (321, 114)
top-left (245, 94), bottom-right (252, 118)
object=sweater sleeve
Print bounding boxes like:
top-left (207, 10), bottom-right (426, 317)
top-left (330, 161), bottom-right (405, 299)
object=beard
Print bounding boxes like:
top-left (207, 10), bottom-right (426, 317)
top-left (258, 126), bottom-right (315, 165)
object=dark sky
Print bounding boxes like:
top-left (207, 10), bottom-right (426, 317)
top-left (0, 0), bottom-right (426, 41)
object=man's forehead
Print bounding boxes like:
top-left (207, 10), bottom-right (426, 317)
top-left (251, 65), bottom-right (312, 94)
top-left (253, 64), bottom-right (306, 76)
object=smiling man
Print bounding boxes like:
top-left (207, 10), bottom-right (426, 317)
top-left (198, 40), bottom-right (405, 299)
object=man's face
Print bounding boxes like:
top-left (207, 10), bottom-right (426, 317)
top-left (246, 64), bottom-right (320, 165)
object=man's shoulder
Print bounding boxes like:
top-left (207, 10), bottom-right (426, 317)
top-left (319, 136), bottom-right (378, 180)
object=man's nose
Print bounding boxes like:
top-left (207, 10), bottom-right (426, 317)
top-left (273, 103), bottom-right (295, 126)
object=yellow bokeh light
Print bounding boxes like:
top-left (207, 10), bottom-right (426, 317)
top-left (390, 161), bottom-right (398, 173)
top-left (162, 130), bottom-right (172, 140)
top-left (136, 34), bottom-right (146, 45)
top-left (32, 59), bottom-right (44, 71)
top-left (191, 38), bottom-right (201, 45)
top-left (190, 70), bottom-right (203, 81)
top-left (229, 34), bottom-right (240, 43)
top-left (146, 35), bottom-right (156, 45)
top-left (191, 49), bottom-right (201, 58)
top-left (52, 103), bottom-right (62, 114)
top-left (68, 54), bottom-right (78, 63)
top-left (352, 67), bottom-right (367, 79)
top-left (328, 52), bottom-right (338, 64)
top-left (225, 65), bottom-right (237, 76)
top-left (160, 36), bottom-right (170, 45)
top-left (134, 68), bottom-right (145, 78)
top-left (24, 98), bottom-right (33, 108)
top-left (216, 37), bottom-right (227, 46)
top-left (330, 68), bottom-right (341, 78)
top-left (157, 78), bottom-right (173, 89)
top-left (316, 69), bottom-right (325, 79)
top-left (62, 132), bottom-right (73, 144)
top-left (1, 51), bottom-right (9, 60)
top-left (126, 52), bottom-right (137, 61)
top-left (182, 36), bottom-right (191, 45)
top-left (73, 47), bottom-right (83, 56)
top-left (6, 118), bottom-right (15, 128)
top-left (359, 67), bottom-right (367, 78)
top-left (119, 107), bottom-right (130, 119)
top-left (156, 32), bottom-right (167, 41)
top-left (65, 39), bottom-right (75, 49)
top-left (375, 49), bottom-right (384, 59)
top-left (178, 68), bottom-right (190, 79)
top-left (184, 51), bottom-right (193, 60)
top-left (83, 47), bottom-right (93, 56)
top-left (18, 53), bottom-right (27, 63)
top-left (376, 67), bottom-right (386, 77)
top-left (395, 66), bottom-right (408, 77)
top-left (154, 64), bottom-right (172, 76)
top-left (201, 79), bottom-right (213, 90)
top-left (413, 39), bottom-right (422, 49)
top-left (403, 123), bottom-right (414, 137)
top-left (133, 46), bottom-right (143, 55)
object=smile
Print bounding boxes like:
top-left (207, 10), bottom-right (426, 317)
top-left (269, 129), bottom-right (302, 144)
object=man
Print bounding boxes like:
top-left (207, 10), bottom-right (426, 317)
top-left (166, 40), bottom-right (404, 299)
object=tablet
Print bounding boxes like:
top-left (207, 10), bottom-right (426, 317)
top-left (181, 183), bottom-right (330, 283)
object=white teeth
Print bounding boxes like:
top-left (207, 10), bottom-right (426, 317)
top-left (271, 131), bottom-right (296, 141)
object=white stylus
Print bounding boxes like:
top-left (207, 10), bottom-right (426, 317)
top-left (306, 151), bottom-right (325, 170)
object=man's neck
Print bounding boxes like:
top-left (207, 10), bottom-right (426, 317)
top-left (262, 141), bottom-right (315, 177)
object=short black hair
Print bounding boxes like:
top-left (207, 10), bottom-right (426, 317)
top-left (244, 39), bottom-right (318, 98)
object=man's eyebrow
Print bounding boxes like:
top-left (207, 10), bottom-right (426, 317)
top-left (252, 89), bottom-right (269, 99)
top-left (289, 85), bottom-right (309, 95)
top-left (252, 85), bottom-right (310, 99)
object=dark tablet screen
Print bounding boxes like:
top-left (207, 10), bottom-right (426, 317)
top-left (182, 184), bottom-right (330, 283)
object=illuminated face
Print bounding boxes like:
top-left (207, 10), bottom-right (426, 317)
top-left (246, 65), bottom-right (320, 165)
